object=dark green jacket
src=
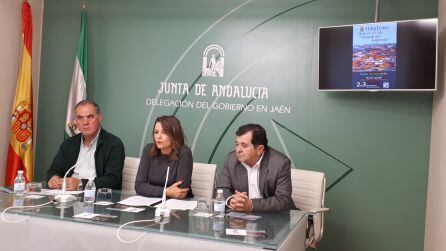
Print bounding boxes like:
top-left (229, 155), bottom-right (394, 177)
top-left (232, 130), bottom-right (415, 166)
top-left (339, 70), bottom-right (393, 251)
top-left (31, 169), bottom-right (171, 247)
top-left (46, 128), bottom-right (125, 189)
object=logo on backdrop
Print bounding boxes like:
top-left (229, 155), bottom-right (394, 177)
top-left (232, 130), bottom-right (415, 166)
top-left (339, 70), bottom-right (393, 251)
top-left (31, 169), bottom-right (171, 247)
top-left (202, 44), bottom-right (224, 77)
top-left (146, 43), bottom-right (291, 114)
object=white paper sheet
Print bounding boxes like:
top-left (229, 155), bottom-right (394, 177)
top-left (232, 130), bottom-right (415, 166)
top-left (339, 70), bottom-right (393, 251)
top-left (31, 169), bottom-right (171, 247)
top-left (73, 213), bottom-right (99, 219)
top-left (94, 201), bottom-right (114, 206)
top-left (118, 196), bottom-right (161, 207)
top-left (155, 199), bottom-right (197, 210)
top-left (25, 195), bottom-right (45, 199)
top-left (226, 229), bottom-right (247, 236)
top-left (193, 212), bottom-right (214, 217)
top-left (30, 189), bottom-right (84, 196)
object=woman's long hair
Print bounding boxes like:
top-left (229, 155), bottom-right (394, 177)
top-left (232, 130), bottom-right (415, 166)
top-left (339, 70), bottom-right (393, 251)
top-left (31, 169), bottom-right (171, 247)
top-left (149, 115), bottom-right (186, 160)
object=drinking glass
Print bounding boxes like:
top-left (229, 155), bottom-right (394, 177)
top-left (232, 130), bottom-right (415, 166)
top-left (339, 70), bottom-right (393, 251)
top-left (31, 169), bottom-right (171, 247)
top-left (96, 188), bottom-right (112, 202)
top-left (197, 199), bottom-right (210, 213)
top-left (27, 182), bottom-right (42, 193)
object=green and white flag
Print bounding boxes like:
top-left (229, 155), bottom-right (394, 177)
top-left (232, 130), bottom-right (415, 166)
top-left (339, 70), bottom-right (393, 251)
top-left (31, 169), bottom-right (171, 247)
top-left (65, 9), bottom-right (88, 137)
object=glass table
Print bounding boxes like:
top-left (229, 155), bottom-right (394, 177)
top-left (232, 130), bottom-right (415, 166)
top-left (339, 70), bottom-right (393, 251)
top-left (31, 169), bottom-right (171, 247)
top-left (0, 190), bottom-right (306, 251)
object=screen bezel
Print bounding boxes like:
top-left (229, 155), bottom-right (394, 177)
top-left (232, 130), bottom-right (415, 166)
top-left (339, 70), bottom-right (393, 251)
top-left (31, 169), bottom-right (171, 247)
top-left (317, 18), bottom-right (438, 92)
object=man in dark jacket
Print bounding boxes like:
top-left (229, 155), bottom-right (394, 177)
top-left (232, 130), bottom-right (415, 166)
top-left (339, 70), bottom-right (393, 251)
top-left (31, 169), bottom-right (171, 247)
top-left (46, 100), bottom-right (125, 190)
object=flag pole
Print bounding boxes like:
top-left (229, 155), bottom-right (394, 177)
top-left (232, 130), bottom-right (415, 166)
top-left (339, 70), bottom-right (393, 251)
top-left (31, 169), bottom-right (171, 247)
top-left (65, 3), bottom-right (88, 138)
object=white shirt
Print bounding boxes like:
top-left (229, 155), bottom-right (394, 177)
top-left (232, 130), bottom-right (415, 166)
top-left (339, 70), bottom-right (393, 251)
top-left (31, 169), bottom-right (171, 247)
top-left (225, 154), bottom-right (265, 207)
top-left (241, 154), bottom-right (264, 199)
top-left (73, 129), bottom-right (100, 180)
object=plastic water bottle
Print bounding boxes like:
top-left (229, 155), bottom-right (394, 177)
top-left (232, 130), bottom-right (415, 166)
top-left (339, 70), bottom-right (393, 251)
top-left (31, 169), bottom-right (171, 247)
top-left (13, 170), bottom-right (26, 195)
top-left (84, 178), bottom-right (96, 203)
top-left (213, 189), bottom-right (225, 216)
top-left (13, 195), bottom-right (24, 207)
top-left (213, 215), bottom-right (224, 238)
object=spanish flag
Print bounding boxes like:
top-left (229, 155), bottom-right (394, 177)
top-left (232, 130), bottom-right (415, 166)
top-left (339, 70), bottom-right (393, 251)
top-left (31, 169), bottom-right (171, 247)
top-left (5, 1), bottom-right (33, 186)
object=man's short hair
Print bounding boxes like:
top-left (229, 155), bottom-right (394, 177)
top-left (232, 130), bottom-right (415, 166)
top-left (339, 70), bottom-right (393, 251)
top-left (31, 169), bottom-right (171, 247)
top-left (236, 124), bottom-right (268, 149)
top-left (74, 99), bottom-right (101, 114)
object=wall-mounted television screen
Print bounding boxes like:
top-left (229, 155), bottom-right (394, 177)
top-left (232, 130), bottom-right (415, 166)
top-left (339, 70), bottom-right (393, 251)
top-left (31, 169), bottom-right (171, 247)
top-left (318, 18), bottom-right (437, 91)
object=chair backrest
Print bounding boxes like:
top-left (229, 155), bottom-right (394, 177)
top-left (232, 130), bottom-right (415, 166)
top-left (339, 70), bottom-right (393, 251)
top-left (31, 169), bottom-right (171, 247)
top-left (122, 157), bottom-right (140, 193)
top-left (291, 169), bottom-right (326, 244)
top-left (191, 162), bottom-right (217, 201)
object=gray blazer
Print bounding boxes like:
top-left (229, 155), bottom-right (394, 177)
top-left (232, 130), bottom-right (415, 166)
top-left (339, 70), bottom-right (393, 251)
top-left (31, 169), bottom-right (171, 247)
top-left (216, 147), bottom-right (296, 212)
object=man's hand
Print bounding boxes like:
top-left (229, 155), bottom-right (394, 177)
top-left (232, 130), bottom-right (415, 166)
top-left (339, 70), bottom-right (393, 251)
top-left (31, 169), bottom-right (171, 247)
top-left (64, 178), bottom-right (80, 191)
top-left (228, 191), bottom-right (253, 212)
top-left (166, 180), bottom-right (189, 199)
top-left (48, 175), bottom-right (62, 189)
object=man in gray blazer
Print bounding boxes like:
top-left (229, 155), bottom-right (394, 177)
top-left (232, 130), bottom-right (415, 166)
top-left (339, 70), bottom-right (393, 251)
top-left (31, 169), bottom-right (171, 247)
top-left (216, 124), bottom-right (296, 212)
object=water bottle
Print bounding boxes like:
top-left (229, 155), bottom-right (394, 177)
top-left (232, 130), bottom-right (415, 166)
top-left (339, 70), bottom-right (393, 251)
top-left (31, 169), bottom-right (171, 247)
top-left (212, 215), bottom-right (225, 239)
top-left (84, 178), bottom-right (96, 203)
top-left (13, 170), bottom-right (26, 195)
top-left (13, 195), bottom-right (24, 207)
top-left (213, 189), bottom-right (225, 216)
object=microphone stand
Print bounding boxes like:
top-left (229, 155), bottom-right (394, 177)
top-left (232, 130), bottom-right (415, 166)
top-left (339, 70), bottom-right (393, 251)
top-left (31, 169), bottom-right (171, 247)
top-left (155, 166), bottom-right (171, 220)
top-left (55, 200), bottom-right (74, 219)
top-left (159, 217), bottom-right (170, 232)
top-left (55, 161), bottom-right (83, 203)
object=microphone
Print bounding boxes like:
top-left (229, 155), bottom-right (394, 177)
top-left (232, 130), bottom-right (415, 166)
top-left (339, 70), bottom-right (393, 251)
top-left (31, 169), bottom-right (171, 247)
top-left (155, 166), bottom-right (171, 220)
top-left (55, 199), bottom-right (74, 219)
top-left (54, 160), bottom-right (83, 203)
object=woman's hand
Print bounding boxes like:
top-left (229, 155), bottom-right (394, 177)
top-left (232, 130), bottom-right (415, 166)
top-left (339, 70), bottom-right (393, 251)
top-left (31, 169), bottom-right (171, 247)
top-left (166, 180), bottom-right (189, 199)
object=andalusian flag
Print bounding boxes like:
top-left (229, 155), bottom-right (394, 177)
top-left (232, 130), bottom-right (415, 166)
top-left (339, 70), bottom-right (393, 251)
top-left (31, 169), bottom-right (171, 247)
top-left (5, 1), bottom-right (33, 186)
top-left (65, 8), bottom-right (88, 137)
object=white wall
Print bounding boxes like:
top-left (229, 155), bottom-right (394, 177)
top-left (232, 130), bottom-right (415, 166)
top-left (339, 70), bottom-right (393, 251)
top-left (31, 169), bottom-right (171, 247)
top-left (0, 0), bottom-right (43, 185)
top-left (425, 0), bottom-right (446, 250)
